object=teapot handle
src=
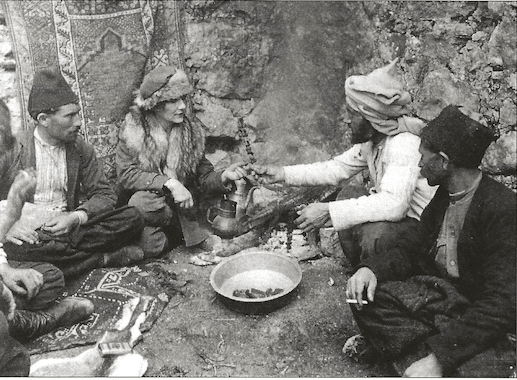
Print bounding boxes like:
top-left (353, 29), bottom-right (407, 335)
top-left (207, 206), bottom-right (217, 225)
top-left (244, 186), bottom-right (259, 210)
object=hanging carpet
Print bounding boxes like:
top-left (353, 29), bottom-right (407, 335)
top-left (2, 0), bottom-right (187, 182)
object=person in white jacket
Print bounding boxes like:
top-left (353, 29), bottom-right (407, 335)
top-left (253, 60), bottom-right (437, 266)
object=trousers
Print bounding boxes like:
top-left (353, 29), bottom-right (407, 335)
top-left (5, 206), bottom-right (144, 277)
top-left (351, 276), bottom-right (516, 376)
top-left (9, 261), bottom-right (65, 311)
top-left (0, 261), bottom-right (63, 376)
top-left (336, 186), bottom-right (419, 268)
top-left (0, 312), bottom-right (29, 377)
top-left (128, 190), bottom-right (209, 250)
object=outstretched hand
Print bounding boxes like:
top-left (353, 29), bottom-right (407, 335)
top-left (221, 162), bottom-right (250, 185)
top-left (250, 164), bottom-right (285, 185)
top-left (294, 202), bottom-right (331, 233)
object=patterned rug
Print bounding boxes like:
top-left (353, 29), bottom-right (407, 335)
top-left (2, 0), bottom-right (187, 182)
top-left (26, 262), bottom-right (183, 355)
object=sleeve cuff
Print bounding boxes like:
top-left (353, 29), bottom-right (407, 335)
top-left (152, 175), bottom-right (170, 190)
top-left (72, 210), bottom-right (88, 225)
top-left (213, 170), bottom-right (233, 193)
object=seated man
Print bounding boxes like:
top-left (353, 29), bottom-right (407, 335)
top-left (0, 68), bottom-right (145, 278)
top-left (0, 101), bottom-right (93, 375)
top-left (345, 105), bottom-right (516, 377)
top-left (253, 60), bottom-right (436, 265)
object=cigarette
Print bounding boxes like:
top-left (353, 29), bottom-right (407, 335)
top-left (346, 299), bottom-right (368, 305)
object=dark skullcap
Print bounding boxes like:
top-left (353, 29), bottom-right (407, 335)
top-left (28, 68), bottom-right (78, 119)
top-left (421, 105), bottom-right (496, 168)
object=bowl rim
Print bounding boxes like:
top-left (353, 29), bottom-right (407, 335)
top-left (209, 250), bottom-right (302, 303)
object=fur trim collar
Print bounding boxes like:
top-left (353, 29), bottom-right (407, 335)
top-left (120, 107), bottom-right (206, 182)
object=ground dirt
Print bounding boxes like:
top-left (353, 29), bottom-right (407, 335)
top-left (30, 243), bottom-right (392, 377)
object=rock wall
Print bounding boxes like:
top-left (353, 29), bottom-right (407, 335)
top-left (180, 1), bottom-right (516, 188)
top-left (1, 1), bottom-right (515, 189)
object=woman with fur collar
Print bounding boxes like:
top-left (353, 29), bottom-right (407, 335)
top-left (116, 66), bottom-right (247, 257)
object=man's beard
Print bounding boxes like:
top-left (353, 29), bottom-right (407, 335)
top-left (351, 118), bottom-right (376, 144)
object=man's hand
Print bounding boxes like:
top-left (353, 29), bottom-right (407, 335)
top-left (404, 353), bottom-right (443, 377)
top-left (5, 223), bottom-right (39, 245)
top-left (294, 203), bottom-right (331, 233)
top-left (164, 178), bottom-right (194, 209)
top-left (0, 169), bottom-right (37, 239)
top-left (250, 164), bottom-right (285, 184)
top-left (221, 162), bottom-right (250, 185)
top-left (6, 169), bottom-right (37, 210)
top-left (41, 213), bottom-right (80, 236)
top-left (346, 267), bottom-right (377, 310)
top-left (0, 281), bottom-right (16, 321)
top-left (0, 263), bottom-right (43, 302)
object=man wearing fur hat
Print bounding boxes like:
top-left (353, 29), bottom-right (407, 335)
top-left (253, 59), bottom-right (437, 267)
top-left (345, 105), bottom-right (516, 377)
top-left (116, 66), bottom-right (247, 255)
top-left (0, 68), bottom-right (146, 278)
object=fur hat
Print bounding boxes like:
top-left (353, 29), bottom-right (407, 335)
top-left (421, 105), bottom-right (496, 168)
top-left (28, 68), bottom-right (78, 119)
top-left (134, 66), bottom-right (192, 111)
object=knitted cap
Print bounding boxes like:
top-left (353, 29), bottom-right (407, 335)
top-left (421, 105), bottom-right (496, 168)
top-left (28, 68), bottom-right (78, 119)
top-left (134, 66), bottom-right (192, 110)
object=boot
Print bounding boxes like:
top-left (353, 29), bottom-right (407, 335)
top-left (194, 234), bottom-right (222, 253)
top-left (9, 297), bottom-right (94, 342)
top-left (101, 245), bottom-right (144, 268)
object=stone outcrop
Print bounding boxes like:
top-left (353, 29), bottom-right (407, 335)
top-left (0, 1), bottom-right (515, 188)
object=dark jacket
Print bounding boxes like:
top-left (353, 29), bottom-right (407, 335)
top-left (115, 112), bottom-right (229, 202)
top-left (0, 129), bottom-right (117, 219)
top-left (362, 175), bottom-right (516, 372)
top-left (116, 142), bottom-right (227, 201)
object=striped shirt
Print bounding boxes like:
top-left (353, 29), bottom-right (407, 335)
top-left (33, 128), bottom-right (68, 210)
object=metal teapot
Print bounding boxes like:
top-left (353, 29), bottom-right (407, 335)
top-left (207, 197), bottom-right (239, 239)
top-left (226, 178), bottom-right (258, 223)
top-left (207, 179), bottom-right (258, 239)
